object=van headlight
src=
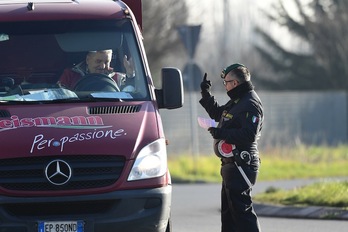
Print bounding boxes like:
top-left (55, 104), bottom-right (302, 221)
top-left (128, 138), bottom-right (167, 181)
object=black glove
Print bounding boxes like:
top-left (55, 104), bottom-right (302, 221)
top-left (208, 127), bottom-right (221, 139)
top-left (200, 73), bottom-right (211, 98)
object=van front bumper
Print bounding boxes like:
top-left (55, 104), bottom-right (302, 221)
top-left (0, 185), bottom-right (171, 232)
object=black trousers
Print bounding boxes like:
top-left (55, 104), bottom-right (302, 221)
top-left (220, 162), bottom-right (261, 232)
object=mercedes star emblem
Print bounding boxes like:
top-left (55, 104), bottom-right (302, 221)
top-left (45, 159), bottom-right (72, 185)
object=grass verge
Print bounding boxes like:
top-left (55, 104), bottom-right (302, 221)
top-left (253, 180), bottom-right (348, 208)
top-left (168, 145), bottom-right (348, 207)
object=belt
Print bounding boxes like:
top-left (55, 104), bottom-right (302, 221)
top-left (221, 157), bottom-right (235, 164)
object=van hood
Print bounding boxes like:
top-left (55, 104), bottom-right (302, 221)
top-left (0, 101), bottom-right (160, 159)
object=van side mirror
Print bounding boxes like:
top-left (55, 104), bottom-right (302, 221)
top-left (155, 67), bottom-right (184, 109)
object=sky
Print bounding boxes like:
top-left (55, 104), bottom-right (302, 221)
top-left (184, 0), bottom-right (299, 49)
top-left (185, 0), bottom-right (300, 24)
top-left (177, 1), bottom-right (274, 74)
top-left (184, 0), bottom-right (308, 49)
top-left (177, 0), bottom-right (307, 76)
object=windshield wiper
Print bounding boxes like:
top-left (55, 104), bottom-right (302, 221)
top-left (79, 95), bottom-right (123, 102)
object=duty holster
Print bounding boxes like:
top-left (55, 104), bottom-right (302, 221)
top-left (222, 149), bottom-right (252, 166)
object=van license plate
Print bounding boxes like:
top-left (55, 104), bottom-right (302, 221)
top-left (38, 221), bottom-right (84, 232)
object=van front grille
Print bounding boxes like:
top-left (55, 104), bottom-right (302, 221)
top-left (0, 155), bottom-right (125, 193)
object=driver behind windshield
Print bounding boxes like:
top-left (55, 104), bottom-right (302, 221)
top-left (58, 49), bottom-right (134, 90)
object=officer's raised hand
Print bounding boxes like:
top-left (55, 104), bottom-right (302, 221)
top-left (200, 73), bottom-right (211, 98)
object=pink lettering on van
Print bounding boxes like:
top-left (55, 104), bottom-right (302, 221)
top-left (0, 115), bottom-right (107, 131)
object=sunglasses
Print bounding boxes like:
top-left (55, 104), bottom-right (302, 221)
top-left (223, 79), bottom-right (238, 86)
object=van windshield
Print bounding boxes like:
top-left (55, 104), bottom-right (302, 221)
top-left (0, 20), bottom-right (149, 102)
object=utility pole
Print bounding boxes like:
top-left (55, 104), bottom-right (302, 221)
top-left (177, 25), bottom-right (202, 160)
top-left (223, 0), bottom-right (230, 68)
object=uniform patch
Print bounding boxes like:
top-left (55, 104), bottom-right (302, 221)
top-left (225, 113), bottom-right (233, 119)
top-left (222, 111), bottom-right (233, 120)
top-left (252, 116), bottom-right (259, 123)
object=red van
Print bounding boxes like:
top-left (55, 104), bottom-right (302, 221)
top-left (0, 1), bottom-right (183, 231)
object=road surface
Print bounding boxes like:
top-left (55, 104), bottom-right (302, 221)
top-left (171, 180), bottom-right (348, 232)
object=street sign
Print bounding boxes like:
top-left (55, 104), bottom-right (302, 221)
top-left (177, 25), bottom-right (202, 59)
top-left (182, 63), bottom-right (202, 91)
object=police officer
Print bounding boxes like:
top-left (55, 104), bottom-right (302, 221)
top-left (199, 63), bottom-right (263, 232)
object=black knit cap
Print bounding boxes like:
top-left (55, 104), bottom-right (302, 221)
top-left (221, 63), bottom-right (245, 78)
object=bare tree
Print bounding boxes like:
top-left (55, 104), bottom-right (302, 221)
top-left (142, 0), bottom-right (188, 86)
top-left (254, 0), bottom-right (348, 90)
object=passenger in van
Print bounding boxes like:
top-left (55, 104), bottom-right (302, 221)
top-left (58, 49), bottom-right (134, 90)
